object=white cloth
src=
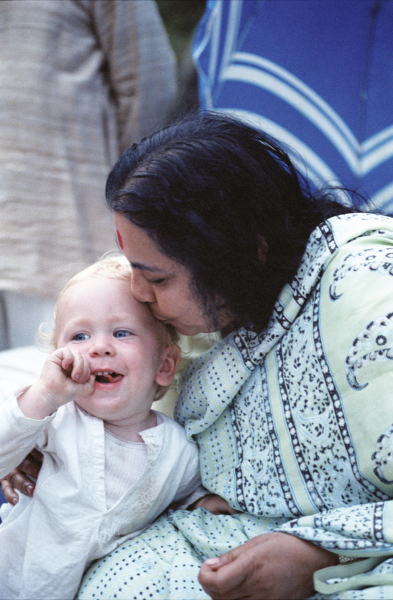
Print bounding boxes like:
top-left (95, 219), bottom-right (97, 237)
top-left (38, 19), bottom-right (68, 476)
top-left (0, 395), bottom-right (201, 600)
top-left (0, 347), bottom-right (46, 404)
top-left (104, 428), bottom-right (148, 510)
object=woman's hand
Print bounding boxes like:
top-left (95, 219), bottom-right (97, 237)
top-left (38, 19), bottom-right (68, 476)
top-left (199, 531), bottom-right (338, 600)
top-left (189, 494), bottom-right (240, 515)
top-left (0, 449), bottom-right (43, 505)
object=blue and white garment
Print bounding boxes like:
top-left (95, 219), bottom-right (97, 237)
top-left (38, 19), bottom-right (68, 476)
top-left (78, 213), bottom-right (393, 599)
top-left (193, 0), bottom-right (393, 215)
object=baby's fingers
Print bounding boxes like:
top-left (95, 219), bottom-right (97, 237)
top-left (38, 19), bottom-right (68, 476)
top-left (70, 351), bottom-right (91, 384)
top-left (55, 346), bottom-right (76, 374)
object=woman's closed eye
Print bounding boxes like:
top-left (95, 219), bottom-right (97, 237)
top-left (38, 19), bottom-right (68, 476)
top-left (146, 277), bottom-right (166, 286)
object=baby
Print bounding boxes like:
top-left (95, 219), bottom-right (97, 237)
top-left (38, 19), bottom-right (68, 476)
top-left (0, 255), bottom-right (202, 599)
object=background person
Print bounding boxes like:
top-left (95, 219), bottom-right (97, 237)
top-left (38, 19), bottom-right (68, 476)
top-left (0, 0), bottom-right (177, 350)
top-left (193, 0), bottom-right (393, 213)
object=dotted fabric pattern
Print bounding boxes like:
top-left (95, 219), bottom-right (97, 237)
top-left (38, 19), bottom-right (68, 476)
top-left (78, 214), bottom-right (393, 599)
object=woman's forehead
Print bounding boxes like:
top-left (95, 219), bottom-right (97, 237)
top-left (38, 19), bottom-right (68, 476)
top-left (113, 214), bottom-right (174, 272)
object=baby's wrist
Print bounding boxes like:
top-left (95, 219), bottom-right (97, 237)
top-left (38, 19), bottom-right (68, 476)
top-left (17, 381), bottom-right (60, 420)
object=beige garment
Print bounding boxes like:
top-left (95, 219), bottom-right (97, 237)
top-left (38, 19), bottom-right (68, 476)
top-left (0, 0), bottom-right (177, 299)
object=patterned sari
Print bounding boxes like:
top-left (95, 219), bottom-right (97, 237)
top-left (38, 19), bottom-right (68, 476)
top-left (78, 213), bottom-right (393, 599)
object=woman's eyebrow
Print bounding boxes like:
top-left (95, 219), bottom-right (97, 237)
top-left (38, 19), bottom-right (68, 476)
top-left (130, 261), bottom-right (165, 273)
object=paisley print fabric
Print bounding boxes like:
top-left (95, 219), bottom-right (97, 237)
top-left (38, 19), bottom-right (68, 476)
top-left (78, 213), bottom-right (393, 599)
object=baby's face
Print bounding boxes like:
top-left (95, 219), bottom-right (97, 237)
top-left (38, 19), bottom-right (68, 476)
top-left (55, 275), bottom-right (169, 425)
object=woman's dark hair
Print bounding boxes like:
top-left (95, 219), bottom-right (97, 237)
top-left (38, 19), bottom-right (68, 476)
top-left (106, 111), bottom-right (362, 333)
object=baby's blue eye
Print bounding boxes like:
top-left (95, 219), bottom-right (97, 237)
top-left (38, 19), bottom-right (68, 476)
top-left (114, 330), bottom-right (131, 338)
top-left (72, 332), bottom-right (89, 341)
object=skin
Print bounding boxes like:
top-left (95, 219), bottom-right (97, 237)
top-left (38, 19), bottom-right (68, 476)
top-left (17, 276), bottom-right (180, 441)
top-left (114, 214), bottom-right (232, 336)
top-left (199, 533), bottom-right (338, 600)
top-left (189, 494), bottom-right (241, 516)
top-left (1, 448), bottom-right (42, 504)
top-left (2, 216), bottom-right (339, 597)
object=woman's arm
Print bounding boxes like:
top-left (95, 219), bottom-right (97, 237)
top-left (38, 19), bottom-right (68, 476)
top-left (189, 494), bottom-right (241, 515)
top-left (199, 532), bottom-right (338, 600)
top-left (198, 238), bottom-right (393, 598)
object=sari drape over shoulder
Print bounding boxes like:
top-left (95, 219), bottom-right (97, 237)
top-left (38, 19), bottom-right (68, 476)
top-left (79, 213), bottom-right (393, 599)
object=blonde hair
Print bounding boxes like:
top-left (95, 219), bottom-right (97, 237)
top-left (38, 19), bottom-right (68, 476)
top-left (40, 252), bottom-right (179, 401)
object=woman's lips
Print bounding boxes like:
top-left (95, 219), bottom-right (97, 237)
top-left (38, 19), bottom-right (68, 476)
top-left (152, 312), bottom-right (172, 324)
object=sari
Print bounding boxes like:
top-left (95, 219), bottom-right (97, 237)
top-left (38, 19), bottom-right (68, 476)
top-left (78, 213), bottom-right (393, 599)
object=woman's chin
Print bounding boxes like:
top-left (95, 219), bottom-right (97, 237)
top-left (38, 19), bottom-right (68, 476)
top-left (175, 324), bottom-right (214, 336)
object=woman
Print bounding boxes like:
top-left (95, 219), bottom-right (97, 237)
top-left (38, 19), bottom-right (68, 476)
top-left (5, 112), bottom-right (393, 599)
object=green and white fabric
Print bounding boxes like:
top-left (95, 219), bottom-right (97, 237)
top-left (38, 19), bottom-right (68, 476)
top-left (78, 213), bottom-right (393, 599)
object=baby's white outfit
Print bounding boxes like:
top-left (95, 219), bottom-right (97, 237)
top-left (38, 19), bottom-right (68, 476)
top-left (0, 393), bottom-right (202, 599)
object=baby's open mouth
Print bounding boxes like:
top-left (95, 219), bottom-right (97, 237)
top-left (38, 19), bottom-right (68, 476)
top-left (94, 371), bottom-right (123, 384)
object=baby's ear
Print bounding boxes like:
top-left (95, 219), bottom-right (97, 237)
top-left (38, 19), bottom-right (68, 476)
top-left (155, 344), bottom-right (181, 386)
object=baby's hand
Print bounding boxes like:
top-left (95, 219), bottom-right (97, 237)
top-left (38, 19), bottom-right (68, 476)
top-left (43, 347), bottom-right (94, 397)
top-left (18, 348), bottom-right (95, 419)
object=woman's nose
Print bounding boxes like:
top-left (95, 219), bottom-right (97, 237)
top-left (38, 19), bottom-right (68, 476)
top-left (131, 271), bottom-right (156, 303)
